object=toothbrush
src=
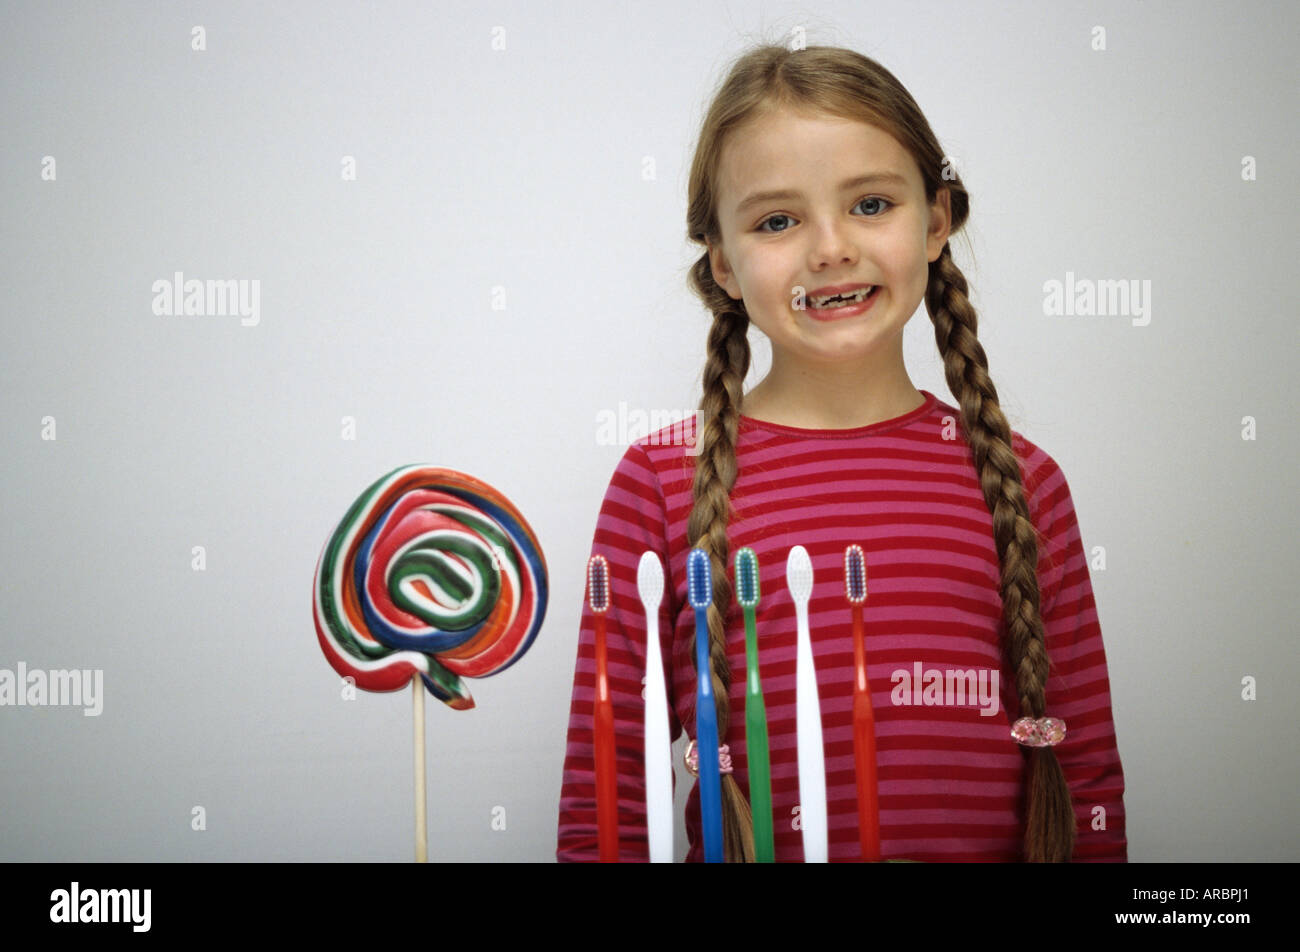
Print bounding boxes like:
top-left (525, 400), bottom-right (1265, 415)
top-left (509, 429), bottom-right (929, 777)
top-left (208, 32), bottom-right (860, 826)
top-left (735, 547), bottom-right (775, 863)
top-left (787, 545), bottom-right (827, 863)
top-left (637, 550), bottom-right (672, 863)
top-left (845, 544), bottom-right (881, 862)
top-left (586, 554), bottom-right (619, 862)
top-left (687, 547), bottom-right (724, 863)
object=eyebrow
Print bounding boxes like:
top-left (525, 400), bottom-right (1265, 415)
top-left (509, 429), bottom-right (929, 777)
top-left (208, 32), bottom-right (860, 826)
top-left (733, 172), bottom-right (910, 216)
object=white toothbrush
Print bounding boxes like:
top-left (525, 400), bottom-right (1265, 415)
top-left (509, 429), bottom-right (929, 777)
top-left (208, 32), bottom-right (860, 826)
top-left (787, 545), bottom-right (827, 863)
top-left (637, 550), bottom-right (672, 863)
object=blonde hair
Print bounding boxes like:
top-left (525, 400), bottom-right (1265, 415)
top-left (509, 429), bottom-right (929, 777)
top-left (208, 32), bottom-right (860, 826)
top-left (683, 44), bottom-right (1076, 862)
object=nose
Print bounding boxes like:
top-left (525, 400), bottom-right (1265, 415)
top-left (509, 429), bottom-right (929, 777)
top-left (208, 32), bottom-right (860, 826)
top-left (807, 217), bottom-right (858, 268)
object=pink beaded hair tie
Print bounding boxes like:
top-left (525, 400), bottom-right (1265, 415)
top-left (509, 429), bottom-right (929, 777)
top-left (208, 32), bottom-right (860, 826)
top-left (1011, 716), bottom-right (1066, 747)
top-left (684, 739), bottom-right (734, 777)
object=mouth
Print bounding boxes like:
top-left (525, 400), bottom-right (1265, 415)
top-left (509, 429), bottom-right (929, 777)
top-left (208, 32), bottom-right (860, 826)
top-left (807, 285), bottom-right (876, 309)
top-left (804, 285), bottom-right (880, 320)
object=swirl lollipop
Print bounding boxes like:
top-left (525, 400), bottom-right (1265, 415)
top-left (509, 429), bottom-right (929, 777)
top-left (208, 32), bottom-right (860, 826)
top-left (312, 464), bottom-right (548, 710)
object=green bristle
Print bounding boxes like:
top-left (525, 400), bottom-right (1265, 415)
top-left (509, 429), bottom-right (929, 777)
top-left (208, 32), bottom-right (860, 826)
top-left (735, 547), bottom-right (760, 608)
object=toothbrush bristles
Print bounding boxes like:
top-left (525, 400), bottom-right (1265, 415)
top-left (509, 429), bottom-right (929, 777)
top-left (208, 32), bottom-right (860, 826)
top-left (687, 547), bottom-right (712, 608)
top-left (735, 547), bottom-right (760, 608)
top-left (587, 554), bottom-right (610, 613)
top-left (786, 546), bottom-right (813, 600)
top-left (844, 544), bottom-right (868, 603)
top-left (637, 551), bottom-right (664, 607)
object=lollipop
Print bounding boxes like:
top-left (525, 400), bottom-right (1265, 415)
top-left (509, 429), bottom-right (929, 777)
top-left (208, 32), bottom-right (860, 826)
top-left (313, 464), bottom-right (548, 710)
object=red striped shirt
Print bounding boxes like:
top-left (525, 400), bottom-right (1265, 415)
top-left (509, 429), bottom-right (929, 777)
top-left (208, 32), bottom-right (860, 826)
top-left (557, 389), bottom-right (1127, 862)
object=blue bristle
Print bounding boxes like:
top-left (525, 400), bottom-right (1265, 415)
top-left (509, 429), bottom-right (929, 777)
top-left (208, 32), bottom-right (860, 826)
top-left (735, 547), bottom-right (760, 608)
top-left (845, 545), bottom-right (867, 603)
top-left (687, 548), bottom-right (712, 608)
top-left (587, 555), bottom-right (609, 612)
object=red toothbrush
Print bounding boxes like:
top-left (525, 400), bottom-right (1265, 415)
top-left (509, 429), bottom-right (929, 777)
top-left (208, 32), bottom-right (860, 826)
top-left (845, 545), bottom-right (881, 861)
top-left (587, 555), bottom-right (619, 861)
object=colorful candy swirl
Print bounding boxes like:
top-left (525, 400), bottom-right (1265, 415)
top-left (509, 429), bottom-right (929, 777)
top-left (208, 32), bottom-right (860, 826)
top-left (312, 465), bottom-right (548, 710)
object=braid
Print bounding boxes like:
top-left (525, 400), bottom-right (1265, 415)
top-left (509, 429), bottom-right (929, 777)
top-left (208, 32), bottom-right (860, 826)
top-left (926, 245), bottom-right (1077, 862)
top-left (681, 41), bottom-right (1077, 862)
top-left (685, 255), bottom-right (755, 862)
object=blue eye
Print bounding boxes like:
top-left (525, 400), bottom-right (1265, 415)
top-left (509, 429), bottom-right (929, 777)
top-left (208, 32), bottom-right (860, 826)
top-left (756, 213), bottom-right (795, 233)
top-left (755, 196), bottom-right (892, 233)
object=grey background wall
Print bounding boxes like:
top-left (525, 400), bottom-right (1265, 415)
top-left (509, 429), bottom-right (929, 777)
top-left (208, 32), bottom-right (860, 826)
top-left (1, 0), bottom-right (1295, 861)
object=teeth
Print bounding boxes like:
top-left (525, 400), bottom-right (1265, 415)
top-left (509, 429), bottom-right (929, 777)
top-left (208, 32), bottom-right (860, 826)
top-left (810, 286), bottom-right (874, 308)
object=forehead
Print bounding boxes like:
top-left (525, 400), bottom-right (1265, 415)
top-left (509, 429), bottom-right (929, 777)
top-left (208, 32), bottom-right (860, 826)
top-left (716, 110), bottom-right (917, 212)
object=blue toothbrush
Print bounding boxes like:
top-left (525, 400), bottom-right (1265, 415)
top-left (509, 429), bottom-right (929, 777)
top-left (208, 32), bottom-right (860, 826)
top-left (687, 547), bottom-right (724, 863)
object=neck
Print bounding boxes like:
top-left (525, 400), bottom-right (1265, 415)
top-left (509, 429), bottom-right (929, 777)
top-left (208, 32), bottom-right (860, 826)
top-left (741, 345), bottom-right (924, 430)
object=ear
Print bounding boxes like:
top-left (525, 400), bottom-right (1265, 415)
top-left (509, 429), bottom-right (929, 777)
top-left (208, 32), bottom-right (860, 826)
top-left (706, 240), bottom-right (743, 301)
top-left (925, 188), bottom-right (953, 262)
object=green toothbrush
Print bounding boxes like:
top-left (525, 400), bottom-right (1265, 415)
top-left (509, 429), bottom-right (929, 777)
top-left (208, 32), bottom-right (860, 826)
top-left (735, 547), bottom-right (775, 862)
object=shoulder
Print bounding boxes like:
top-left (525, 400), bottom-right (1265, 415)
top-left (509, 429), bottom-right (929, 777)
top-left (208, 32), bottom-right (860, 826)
top-left (619, 413), bottom-right (709, 486)
top-left (1012, 429), bottom-right (1065, 498)
top-left (601, 440), bottom-right (664, 499)
top-left (1008, 428), bottom-right (1081, 547)
top-left (594, 420), bottom-right (691, 518)
top-left (935, 388), bottom-right (1079, 536)
top-left (930, 393), bottom-right (1071, 512)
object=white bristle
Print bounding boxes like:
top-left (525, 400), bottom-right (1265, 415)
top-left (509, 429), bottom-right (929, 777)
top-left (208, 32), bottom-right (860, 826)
top-left (786, 545), bottom-right (814, 602)
top-left (637, 551), bottom-right (664, 607)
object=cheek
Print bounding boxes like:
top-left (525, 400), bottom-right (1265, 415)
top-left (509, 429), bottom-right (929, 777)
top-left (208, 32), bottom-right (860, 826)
top-left (876, 232), bottom-right (922, 274)
top-left (743, 251), bottom-right (793, 299)
top-left (880, 244), bottom-right (932, 295)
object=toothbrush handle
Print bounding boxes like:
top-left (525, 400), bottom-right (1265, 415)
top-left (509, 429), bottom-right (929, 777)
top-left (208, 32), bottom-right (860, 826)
top-left (594, 614), bottom-right (619, 862)
top-left (695, 606), bottom-right (724, 863)
top-left (851, 605), bottom-right (880, 861)
top-left (744, 610), bottom-right (775, 862)
top-left (745, 692), bottom-right (774, 862)
top-left (795, 604), bottom-right (828, 862)
top-left (643, 611), bottom-right (673, 862)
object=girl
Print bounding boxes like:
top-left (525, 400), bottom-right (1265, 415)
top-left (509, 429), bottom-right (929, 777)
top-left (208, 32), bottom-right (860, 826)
top-left (557, 44), bottom-right (1125, 862)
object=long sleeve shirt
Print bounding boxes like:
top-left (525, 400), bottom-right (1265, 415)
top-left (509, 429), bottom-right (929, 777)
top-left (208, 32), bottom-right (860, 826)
top-left (556, 389), bottom-right (1127, 861)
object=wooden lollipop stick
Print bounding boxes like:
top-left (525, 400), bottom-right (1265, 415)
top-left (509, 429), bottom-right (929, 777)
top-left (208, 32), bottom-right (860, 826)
top-left (413, 675), bottom-right (428, 863)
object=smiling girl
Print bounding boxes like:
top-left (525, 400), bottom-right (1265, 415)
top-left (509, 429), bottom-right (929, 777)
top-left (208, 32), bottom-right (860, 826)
top-left (557, 44), bottom-right (1126, 862)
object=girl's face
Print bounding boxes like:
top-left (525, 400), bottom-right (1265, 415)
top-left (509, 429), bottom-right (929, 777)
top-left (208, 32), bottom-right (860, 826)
top-left (707, 108), bottom-right (951, 373)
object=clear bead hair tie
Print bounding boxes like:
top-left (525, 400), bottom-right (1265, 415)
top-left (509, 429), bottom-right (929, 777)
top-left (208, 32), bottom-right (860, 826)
top-left (1011, 716), bottom-right (1066, 747)
top-left (684, 739), bottom-right (734, 776)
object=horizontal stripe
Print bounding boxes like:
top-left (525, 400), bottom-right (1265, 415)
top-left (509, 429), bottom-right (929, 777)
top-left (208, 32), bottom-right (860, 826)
top-left (557, 390), bottom-right (1126, 862)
